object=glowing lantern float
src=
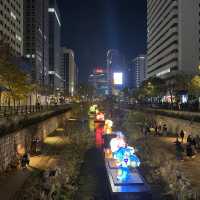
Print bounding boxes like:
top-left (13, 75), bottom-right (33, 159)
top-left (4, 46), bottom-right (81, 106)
top-left (96, 112), bottom-right (105, 121)
top-left (104, 119), bottom-right (113, 134)
top-left (109, 132), bottom-right (141, 180)
top-left (95, 126), bottom-right (104, 148)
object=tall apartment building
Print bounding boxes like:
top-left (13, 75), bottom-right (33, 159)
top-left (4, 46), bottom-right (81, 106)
top-left (48, 0), bottom-right (63, 93)
top-left (147, 0), bottom-right (199, 78)
top-left (23, 0), bottom-right (49, 86)
top-left (132, 55), bottom-right (146, 88)
top-left (0, 0), bottom-right (23, 55)
top-left (60, 48), bottom-right (77, 96)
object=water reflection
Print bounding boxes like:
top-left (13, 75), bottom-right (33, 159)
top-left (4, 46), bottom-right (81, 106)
top-left (94, 121), bottom-right (105, 148)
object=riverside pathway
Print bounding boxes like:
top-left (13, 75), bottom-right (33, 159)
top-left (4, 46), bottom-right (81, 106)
top-left (142, 136), bottom-right (200, 191)
top-left (0, 130), bottom-right (67, 200)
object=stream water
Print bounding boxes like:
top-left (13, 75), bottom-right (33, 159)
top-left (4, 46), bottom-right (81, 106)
top-left (76, 119), bottom-right (110, 200)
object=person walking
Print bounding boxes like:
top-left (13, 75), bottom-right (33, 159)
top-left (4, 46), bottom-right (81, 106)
top-left (195, 135), bottom-right (200, 149)
top-left (186, 143), bottom-right (193, 158)
top-left (154, 125), bottom-right (158, 136)
top-left (158, 125), bottom-right (161, 136)
top-left (186, 143), bottom-right (195, 158)
top-left (162, 124), bottom-right (168, 136)
top-left (187, 134), bottom-right (193, 145)
top-left (192, 137), bottom-right (197, 149)
top-left (175, 138), bottom-right (184, 160)
top-left (180, 130), bottom-right (185, 143)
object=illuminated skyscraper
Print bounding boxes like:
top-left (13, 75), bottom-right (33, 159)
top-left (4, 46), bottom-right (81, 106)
top-left (60, 48), bottom-right (77, 96)
top-left (23, 0), bottom-right (49, 85)
top-left (88, 68), bottom-right (108, 96)
top-left (0, 0), bottom-right (23, 55)
top-left (147, 0), bottom-right (199, 78)
top-left (132, 55), bottom-right (146, 88)
top-left (48, 0), bottom-right (63, 93)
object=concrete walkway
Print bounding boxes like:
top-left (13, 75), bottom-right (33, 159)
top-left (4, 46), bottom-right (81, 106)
top-left (146, 136), bottom-right (200, 190)
top-left (0, 133), bottom-right (64, 200)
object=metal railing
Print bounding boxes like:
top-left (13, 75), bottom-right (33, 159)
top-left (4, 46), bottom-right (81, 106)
top-left (0, 104), bottom-right (70, 118)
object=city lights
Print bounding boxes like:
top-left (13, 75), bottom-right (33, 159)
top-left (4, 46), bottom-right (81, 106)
top-left (113, 72), bottom-right (123, 85)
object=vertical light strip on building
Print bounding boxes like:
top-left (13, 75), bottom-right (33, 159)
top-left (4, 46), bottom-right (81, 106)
top-left (48, 8), bottom-right (61, 26)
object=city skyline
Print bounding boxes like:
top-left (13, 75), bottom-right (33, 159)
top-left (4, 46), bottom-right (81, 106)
top-left (57, 0), bottom-right (147, 83)
top-left (1, 2), bottom-right (200, 199)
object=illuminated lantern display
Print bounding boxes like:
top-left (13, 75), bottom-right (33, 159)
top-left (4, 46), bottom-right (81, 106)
top-left (104, 119), bottom-right (113, 134)
top-left (89, 105), bottom-right (98, 119)
top-left (17, 144), bottom-right (25, 155)
top-left (95, 109), bottom-right (99, 114)
top-left (110, 132), bottom-right (126, 153)
top-left (95, 126), bottom-right (104, 148)
top-left (96, 112), bottom-right (105, 121)
top-left (113, 146), bottom-right (140, 168)
top-left (103, 119), bottom-right (114, 158)
top-left (89, 104), bottom-right (98, 114)
top-left (109, 132), bottom-right (141, 180)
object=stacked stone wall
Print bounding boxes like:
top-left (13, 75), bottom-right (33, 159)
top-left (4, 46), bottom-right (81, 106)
top-left (154, 114), bottom-right (200, 136)
top-left (0, 111), bottom-right (71, 171)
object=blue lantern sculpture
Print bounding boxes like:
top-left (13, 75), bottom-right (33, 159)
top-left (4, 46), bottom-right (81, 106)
top-left (110, 133), bottom-right (141, 180)
top-left (114, 146), bottom-right (141, 168)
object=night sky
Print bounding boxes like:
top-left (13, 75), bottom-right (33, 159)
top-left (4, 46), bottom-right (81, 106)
top-left (57, 0), bottom-right (147, 83)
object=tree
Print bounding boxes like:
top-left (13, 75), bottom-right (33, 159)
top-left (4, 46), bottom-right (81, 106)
top-left (165, 72), bottom-right (192, 107)
top-left (137, 77), bottom-right (165, 101)
top-left (122, 87), bottom-right (130, 97)
top-left (189, 75), bottom-right (200, 98)
top-left (0, 42), bottom-right (33, 106)
top-left (78, 84), bottom-right (95, 101)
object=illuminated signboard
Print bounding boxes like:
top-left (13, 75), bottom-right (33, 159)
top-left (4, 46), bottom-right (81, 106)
top-left (113, 72), bottom-right (123, 85)
top-left (96, 69), bottom-right (103, 73)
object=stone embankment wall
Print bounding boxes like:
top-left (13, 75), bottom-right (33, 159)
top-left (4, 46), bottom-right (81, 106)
top-left (0, 110), bottom-right (71, 171)
top-left (155, 115), bottom-right (200, 136)
top-left (144, 109), bottom-right (200, 136)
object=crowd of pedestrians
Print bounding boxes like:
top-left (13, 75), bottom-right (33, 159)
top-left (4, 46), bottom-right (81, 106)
top-left (142, 123), bottom-right (168, 137)
top-left (175, 130), bottom-right (200, 160)
top-left (142, 122), bottom-right (200, 161)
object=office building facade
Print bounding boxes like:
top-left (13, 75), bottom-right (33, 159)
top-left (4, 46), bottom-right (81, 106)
top-left (88, 68), bottom-right (108, 96)
top-left (0, 0), bottom-right (23, 55)
top-left (147, 0), bottom-right (199, 78)
top-left (48, 0), bottom-right (63, 93)
top-left (23, 0), bottom-right (49, 85)
top-left (132, 55), bottom-right (146, 88)
top-left (60, 48), bottom-right (77, 96)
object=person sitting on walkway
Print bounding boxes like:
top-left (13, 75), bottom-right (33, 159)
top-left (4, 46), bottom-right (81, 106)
top-left (180, 130), bottom-right (185, 143)
top-left (21, 152), bottom-right (30, 168)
